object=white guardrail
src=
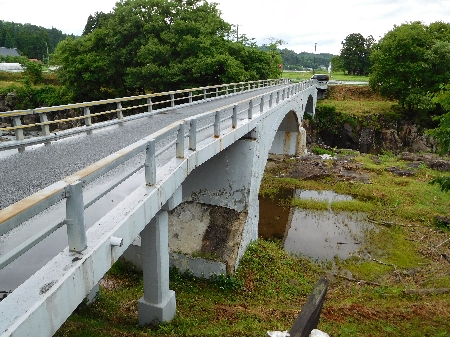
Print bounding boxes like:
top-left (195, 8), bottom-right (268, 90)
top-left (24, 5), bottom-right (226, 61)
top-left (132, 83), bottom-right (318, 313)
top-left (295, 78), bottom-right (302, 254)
top-left (1, 79), bottom-right (282, 146)
top-left (0, 78), bottom-right (313, 278)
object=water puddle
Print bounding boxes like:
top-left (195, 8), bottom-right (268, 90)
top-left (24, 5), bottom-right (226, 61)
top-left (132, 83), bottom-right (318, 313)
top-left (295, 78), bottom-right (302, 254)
top-left (259, 189), bottom-right (374, 261)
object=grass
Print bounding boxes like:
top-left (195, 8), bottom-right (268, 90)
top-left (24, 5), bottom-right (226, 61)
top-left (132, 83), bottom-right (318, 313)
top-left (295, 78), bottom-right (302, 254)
top-left (282, 71), bottom-right (370, 83)
top-left (55, 151), bottom-right (450, 337)
top-left (0, 71), bottom-right (60, 89)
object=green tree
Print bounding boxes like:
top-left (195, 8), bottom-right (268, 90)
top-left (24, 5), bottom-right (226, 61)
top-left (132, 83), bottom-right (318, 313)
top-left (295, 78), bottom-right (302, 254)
top-left (427, 84), bottom-right (450, 191)
top-left (330, 55), bottom-right (343, 73)
top-left (82, 11), bottom-right (111, 35)
top-left (52, 0), bottom-right (281, 101)
top-left (370, 21), bottom-right (450, 110)
top-left (339, 33), bottom-right (373, 75)
top-left (20, 59), bottom-right (43, 84)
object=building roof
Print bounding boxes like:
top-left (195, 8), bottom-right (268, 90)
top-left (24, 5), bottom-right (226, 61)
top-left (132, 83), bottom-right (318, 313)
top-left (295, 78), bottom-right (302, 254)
top-left (0, 47), bottom-right (20, 57)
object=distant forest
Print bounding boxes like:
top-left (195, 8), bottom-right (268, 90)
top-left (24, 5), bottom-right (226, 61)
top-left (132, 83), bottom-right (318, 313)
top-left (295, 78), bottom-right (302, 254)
top-left (279, 49), bottom-right (334, 70)
top-left (259, 45), bottom-right (334, 71)
top-left (0, 20), bottom-right (74, 61)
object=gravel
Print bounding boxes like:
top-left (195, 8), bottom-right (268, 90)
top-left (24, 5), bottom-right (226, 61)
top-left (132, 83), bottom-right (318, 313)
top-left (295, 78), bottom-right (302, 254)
top-left (0, 86), bottom-right (286, 209)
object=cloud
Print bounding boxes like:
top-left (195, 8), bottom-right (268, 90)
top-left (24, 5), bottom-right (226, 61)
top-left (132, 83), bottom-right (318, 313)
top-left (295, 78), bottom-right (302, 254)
top-left (1, 0), bottom-right (449, 54)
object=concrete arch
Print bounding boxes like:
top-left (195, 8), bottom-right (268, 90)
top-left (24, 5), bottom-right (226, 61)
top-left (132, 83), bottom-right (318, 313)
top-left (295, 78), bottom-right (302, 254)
top-left (304, 93), bottom-right (315, 117)
top-left (165, 94), bottom-right (312, 274)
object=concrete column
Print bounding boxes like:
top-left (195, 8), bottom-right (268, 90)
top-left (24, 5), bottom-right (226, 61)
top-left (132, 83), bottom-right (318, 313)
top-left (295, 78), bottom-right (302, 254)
top-left (138, 210), bottom-right (176, 325)
top-left (296, 126), bottom-right (307, 156)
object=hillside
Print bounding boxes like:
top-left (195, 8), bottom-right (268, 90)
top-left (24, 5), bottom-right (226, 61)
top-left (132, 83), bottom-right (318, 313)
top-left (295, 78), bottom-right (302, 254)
top-left (0, 20), bottom-right (74, 60)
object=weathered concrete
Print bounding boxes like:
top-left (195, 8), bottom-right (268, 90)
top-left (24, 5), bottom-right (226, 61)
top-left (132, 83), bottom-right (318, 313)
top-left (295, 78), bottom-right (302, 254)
top-left (138, 211), bottom-right (176, 325)
top-left (0, 82), bottom-right (317, 336)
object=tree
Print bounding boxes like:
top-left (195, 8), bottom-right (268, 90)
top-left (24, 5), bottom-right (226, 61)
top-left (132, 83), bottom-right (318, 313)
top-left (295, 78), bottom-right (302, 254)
top-left (427, 84), bottom-right (450, 191)
top-left (339, 33), bottom-right (373, 75)
top-left (370, 21), bottom-right (450, 110)
top-left (330, 55), bottom-right (343, 73)
top-left (82, 12), bottom-right (111, 35)
top-left (20, 59), bottom-right (43, 84)
top-left (52, 0), bottom-right (281, 101)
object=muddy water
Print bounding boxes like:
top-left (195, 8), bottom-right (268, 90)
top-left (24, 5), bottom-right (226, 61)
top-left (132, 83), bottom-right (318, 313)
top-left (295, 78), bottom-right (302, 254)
top-left (259, 190), bottom-right (374, 261)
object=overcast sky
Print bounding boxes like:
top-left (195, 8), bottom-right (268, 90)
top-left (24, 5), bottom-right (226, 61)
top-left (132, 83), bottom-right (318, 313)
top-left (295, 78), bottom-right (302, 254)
top-left (1, 0), bottom-right (449, 55)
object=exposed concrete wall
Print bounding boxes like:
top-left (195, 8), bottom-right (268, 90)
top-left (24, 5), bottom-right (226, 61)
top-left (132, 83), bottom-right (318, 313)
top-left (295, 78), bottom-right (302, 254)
top-left (124, 86), bottom-right (317, 276)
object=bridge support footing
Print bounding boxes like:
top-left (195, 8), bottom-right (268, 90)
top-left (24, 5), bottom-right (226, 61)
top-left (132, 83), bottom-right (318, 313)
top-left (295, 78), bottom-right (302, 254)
top-left (138, 210), bottom-right (176, 325)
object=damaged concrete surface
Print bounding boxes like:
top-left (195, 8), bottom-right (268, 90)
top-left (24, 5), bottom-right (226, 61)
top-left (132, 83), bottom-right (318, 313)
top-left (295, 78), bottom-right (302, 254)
top-left (169, 202), bottom-right (247, 274)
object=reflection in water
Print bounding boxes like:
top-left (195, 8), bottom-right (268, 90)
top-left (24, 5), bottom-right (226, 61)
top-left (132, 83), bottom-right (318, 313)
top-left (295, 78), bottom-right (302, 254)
top-left (284, 210), bottom-right (372, 261)
top-left (259, 189), bottom-right (374, 261)
top-left (258, 189), bottom-right (292, 240)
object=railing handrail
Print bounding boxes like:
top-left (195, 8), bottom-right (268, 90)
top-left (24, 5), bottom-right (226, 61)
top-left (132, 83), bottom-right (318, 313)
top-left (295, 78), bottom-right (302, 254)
top-left (0, 79), bottom-right (278, 118)
top-left (0, 79), bottom-right (314, 271)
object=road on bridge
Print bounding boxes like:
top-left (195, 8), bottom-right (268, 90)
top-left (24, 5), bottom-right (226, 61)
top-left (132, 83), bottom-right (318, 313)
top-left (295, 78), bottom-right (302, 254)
top-left (0, 83), bottom-right (288, 293)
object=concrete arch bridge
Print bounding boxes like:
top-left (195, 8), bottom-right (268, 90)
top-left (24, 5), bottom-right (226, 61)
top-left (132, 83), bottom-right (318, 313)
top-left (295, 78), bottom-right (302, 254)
top-left (0, 79), bottom-right (317, 336)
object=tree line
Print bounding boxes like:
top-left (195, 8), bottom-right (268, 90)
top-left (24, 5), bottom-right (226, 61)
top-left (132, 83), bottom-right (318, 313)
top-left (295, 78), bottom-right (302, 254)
top-left (0, 20), bottom-right (73, 60)
top-left (276, 49), bottom-right (334, 71)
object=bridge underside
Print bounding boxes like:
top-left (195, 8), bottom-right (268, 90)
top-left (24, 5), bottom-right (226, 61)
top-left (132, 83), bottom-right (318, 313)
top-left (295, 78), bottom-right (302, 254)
top-left (125, 106), bottom-right (311, 277)
top-left (1, 83), bottom-right (316, 336)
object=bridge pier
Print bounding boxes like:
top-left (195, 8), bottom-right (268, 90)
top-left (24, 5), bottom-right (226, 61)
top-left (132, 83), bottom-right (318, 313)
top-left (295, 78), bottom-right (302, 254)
top-left (138, 210), bottom-right (176, 325)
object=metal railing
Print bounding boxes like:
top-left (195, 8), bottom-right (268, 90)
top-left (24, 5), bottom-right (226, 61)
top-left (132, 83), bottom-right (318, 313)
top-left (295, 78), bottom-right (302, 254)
top-left (0, 79), bottom-right (285, 144)
top-left (0, 79), bottom-right (314, 272)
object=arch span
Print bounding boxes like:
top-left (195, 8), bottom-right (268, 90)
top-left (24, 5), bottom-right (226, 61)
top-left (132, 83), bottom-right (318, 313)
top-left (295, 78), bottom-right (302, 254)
top-left (160, 86), bottom-right (315, 274)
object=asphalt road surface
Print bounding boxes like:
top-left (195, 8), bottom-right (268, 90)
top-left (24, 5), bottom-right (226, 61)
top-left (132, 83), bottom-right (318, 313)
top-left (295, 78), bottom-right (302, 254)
top-left (0, 85), bottom-right (287, 210)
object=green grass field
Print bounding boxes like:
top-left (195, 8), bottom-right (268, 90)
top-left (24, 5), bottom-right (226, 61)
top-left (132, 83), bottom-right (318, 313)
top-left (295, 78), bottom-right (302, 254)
top-left (283, 71), bottom-right (370, 83)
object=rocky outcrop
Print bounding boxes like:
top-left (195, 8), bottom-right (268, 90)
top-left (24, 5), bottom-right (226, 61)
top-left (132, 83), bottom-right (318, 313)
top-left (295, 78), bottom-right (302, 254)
top-left (304, 117), bottom-right (436, 155)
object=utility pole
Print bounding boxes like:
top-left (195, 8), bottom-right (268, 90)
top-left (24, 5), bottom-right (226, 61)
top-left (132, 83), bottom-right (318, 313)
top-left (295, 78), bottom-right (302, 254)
top-left (236, 24), bottom-right (239, 43)
top-left (313, 43), bottom-right (317, 75)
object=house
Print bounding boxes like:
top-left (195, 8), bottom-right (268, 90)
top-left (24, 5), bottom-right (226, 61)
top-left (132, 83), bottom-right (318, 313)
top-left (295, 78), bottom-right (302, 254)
top-left (0, 47), bottom-right (20, 57)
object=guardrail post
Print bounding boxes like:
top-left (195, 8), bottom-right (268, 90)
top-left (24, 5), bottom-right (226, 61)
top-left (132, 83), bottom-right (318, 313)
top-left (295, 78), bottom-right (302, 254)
top-left (232, 105), bottom-right (237, 129)
top-left (225, 85), bottom-right (229, 95)
top-left (84, 107), bottom-right (92, 126)
top-left (145, 140), bottom-right (156, 186)
top-left (248, 82), bottom-right (251, 91)
top-left (117, 102), bottom-right (124, 120)
top-left (189, 119), bottom-right (197, 150)
top-left (176, 123), bottom-right (185, 158)
top-left (282, 89), bottom-right (285, 100)
top-left (147, 97), bottom-right (153, 113)
top-left (12, 116), bottom-right (24, 141)
top-left (203, 89), bottom-right (207, 100)
top-left (170, 92), bottom-right (175, 107)
top-left (39, 113), bottom-right (50, 136)
top-left (234, 84), bottom-right (237, 93)
top-left (287, 87), bottom-right (290, 99)
top-left (65, 181), bottom-right (87, 253)
top-left (189, 91), bottom-right (193, 103)
top-left (269, 93), bottom-right (273, 108)
top-left (216, 87), bottom-right (219, 97)
top-left (248, 99), bottom-right (253, 120)
top-left (260, 96), bottom-right (264, 113)
top-left (214, 110), bottom-right (221, 138)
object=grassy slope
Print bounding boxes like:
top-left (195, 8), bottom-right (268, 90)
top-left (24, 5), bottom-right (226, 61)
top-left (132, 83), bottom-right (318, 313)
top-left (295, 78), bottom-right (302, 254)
top-left (52, 86), bottom-right (450, 337)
